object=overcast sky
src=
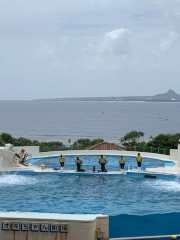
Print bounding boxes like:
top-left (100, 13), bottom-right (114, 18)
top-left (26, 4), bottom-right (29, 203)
top-left (0, 0), bottom-right (180, 100)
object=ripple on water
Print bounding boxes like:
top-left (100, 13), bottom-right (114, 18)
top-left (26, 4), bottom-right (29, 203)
top-left (0, 174), bottom-right (180, 215)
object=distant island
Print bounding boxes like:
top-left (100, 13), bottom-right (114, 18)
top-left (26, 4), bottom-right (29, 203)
top-left (35, 89), bottom-right (180, 102)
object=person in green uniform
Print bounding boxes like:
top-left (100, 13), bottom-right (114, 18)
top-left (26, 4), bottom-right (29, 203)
top-left (98, 155), bottom-right (107, 172)
top-left (136, 153), bottom-right (142, 171)
top-left (75, 157), bottom-right (82, 172)
top-left (59, 154), bottom-right (66, 171)
top-left (119, 156), bottom-right (125, 172)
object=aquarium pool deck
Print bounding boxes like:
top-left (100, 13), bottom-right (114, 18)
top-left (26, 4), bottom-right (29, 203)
top-left (2, 148), bottom-right (180, 177)
top-left (2, 164), bottom-right (180, 177)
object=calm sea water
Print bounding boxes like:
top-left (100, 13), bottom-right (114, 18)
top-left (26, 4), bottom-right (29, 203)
top-left (0, 101), bottom-right (180, 143)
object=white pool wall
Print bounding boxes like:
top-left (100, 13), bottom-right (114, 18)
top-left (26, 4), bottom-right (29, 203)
top-left (36, 149), bottom-right (178, 165)
top-left (170, 144), bottom-right (180, 167)
top-left (0, 149), bottom-right (16, 168)
top-left (1, 144), bottom-right (180, 170)
top-left (13, 146), bottom-right (40, 156)
top-left (0, 212), bottom-right (108, 240)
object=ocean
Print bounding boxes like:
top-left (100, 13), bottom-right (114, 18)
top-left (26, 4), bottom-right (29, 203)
top-left (0, 100), bottom-right (180, 144)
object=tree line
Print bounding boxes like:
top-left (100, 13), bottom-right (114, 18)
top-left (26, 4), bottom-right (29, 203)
top-left (120, 131), bottom-right (180, 150)
top-left (0, 131), bottom-right (180, 152)
top-left (0, 132), bottom-right (104, 152)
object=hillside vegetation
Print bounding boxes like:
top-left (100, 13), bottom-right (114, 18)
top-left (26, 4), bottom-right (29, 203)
top-left (0, 131), bottom-right (180, 152)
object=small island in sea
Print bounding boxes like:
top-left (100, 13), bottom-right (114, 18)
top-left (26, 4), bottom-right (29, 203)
top-left (35, 89), bottom-right (180, 102)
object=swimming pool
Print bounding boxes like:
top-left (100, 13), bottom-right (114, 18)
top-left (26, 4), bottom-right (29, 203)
top-left (27, 154), bottom-right (173, 171)
top-left (1, 155), bottom-right (179, 238)
top-left (0, 171), bottom-right (180, 215)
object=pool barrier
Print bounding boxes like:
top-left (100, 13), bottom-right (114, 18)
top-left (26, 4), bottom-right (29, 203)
top-left (109, 212), bottom-right (180, 239)
top-left (110, 235), bottom-right (180, 240)
top-left (0, 212), bottom-right (109, 240)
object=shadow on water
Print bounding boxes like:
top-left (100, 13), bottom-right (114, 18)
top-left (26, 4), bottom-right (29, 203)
top-left (75, 175), bottom-right (106, 181)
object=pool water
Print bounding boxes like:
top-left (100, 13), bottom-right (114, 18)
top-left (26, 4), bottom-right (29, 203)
top-left (0, 173), bottom-right (180, 216)
top-left (28, 155), bottom-right (167, 171)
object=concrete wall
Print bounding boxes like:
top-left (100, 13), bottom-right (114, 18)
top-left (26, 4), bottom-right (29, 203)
top-left (13, 146), bottom-right (40, 156)
top-left (35, 150), bottom-right (172, 161)
top-left (170, 144), bottom-right (180, 167)
top-left (0, 146), bottom-right (39, 168)
top-left (0, 149), bottom-right (16, 168)
top-left (96, 215), bottom-right (109, 238)
top-left (0, 212), bottom-right (109, 240)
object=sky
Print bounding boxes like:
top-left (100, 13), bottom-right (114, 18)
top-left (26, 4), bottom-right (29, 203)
top-left (0, 0), bottom-right (180, 100)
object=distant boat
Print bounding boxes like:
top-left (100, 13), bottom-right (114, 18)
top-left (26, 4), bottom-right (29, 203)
top-left (159, 117), bottom-right (169, 121)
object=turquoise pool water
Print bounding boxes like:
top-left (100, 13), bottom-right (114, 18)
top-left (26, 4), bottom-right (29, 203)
top-left (27, 155), bottom-right (172, 171)
top-left (0, 171), bottom-right (180, 216)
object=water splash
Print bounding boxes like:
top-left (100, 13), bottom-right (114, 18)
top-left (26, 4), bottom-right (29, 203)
top-left (0, 174), bottom-right (37, 186)
top-left (144, 179), bottom-right (180, 192)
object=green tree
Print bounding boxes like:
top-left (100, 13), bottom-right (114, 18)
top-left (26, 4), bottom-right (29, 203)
top-left (71, 138), bottom-right (104, 150)
top-left (14, 137), bottom-right (33, 146)
top-left (0, 137), bottom-right (5, 146)
top-left (90, 139), bottom-right (104, 146)
top-left (147, 133), bottom-right (180, 149)
top-left (120, 131), bottom-right (144, 147)
top-left (72, 138), bottom-right (91, 149)
top-left (0, 132), bottom-right (15, 144)
top-left (39, 141), bottom-right (66, 152)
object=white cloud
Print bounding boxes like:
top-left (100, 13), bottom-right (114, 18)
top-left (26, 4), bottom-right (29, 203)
top-left (82, 28), bottom-right (132, 58)
top-left (161, 31), bottom-right (180, 51)
top-left (152, 31), bottom-right (180, 58)
top-left (1, 0), bottom-right (180, 99)
top-left (82, 43), bottom-right (96, 55)
top-left (31, 38), bottom-right (70, 68)
top-left (81, 28), bottom-right (132, 70)
top-left (98, 28), bottom-right (132, 55)
top-left (164, 1), bottom-right (180, 19)
top-left (33, 43), bottom-right (57, 61)
top-left (60, 36), bottom-right (69, 44)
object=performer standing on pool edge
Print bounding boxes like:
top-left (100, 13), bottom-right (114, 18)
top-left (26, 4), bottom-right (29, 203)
top-left (136, 153), bottom-right (142, 171)
top-left (59, 154), bottom-right (65, 171)
top-left (119, 156), bottom-right (125, 172)
top-left (99, 155), bottom-right (107, 172)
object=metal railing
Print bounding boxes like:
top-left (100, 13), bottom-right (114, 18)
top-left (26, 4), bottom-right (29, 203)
top-left (127, 146), bottom-right (170, 155)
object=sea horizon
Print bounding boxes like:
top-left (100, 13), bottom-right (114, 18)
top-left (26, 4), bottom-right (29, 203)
top-left (0, 101), bottom-right (180, 144)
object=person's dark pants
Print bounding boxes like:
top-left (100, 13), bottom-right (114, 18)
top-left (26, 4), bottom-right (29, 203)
top-left (137, 162), bottom-right (142, 167)
top-left (77, 163), bottom-right (81, 171)
top-left (60, 162), bottom-right (64, 167)
top-left (101, 163), bottom-right (105, 172)
top-left (120, 164), bottom-right (125, 169)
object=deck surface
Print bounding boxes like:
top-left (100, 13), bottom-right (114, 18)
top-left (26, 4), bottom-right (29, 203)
top-left (1, 164), bottom-right (180, 177)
